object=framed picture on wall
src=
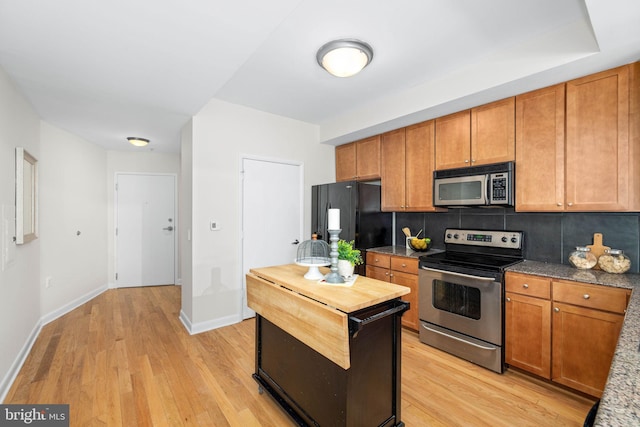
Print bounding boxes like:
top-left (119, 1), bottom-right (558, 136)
top-left (15, 147), bottom-right (38, 244)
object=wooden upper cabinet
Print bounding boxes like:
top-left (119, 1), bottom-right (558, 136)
top-left (435, 98), bottom-right (515, 170)
top-left (381, 129), bottom-right (406, 211)
top-left (335, 136), bottom-right (381, 182)
top-left (405, 121), bottom-right (436, 211)
top-left (381, 121), bottom-right (437, 212)
top-left (565, 65), bottom-right (630, 211)
top-left (435, 110), bottom-right (471, 170)
top-left (515, 84), bottom-right (566, 211)
top-left (356, 135), bottom-right (382, 180)
top-left (471, 97), bottom-right (515, 166)
top-left (335, 142), bottom-right (356, 182)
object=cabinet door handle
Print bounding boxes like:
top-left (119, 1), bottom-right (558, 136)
top-left (568, 202), bottom-right (574, 207)
top-left (583, 294), bottom-right (590, 300)
top-left (506, 297), bottom-right (511, 302)
top-left (554, 307), bottom-right (560, 313)
top-left (557, 202), bottom-right (563, 206)
top-left (522, 284), bottom-right (529, 289)
top-left (402, 263), bottom-right (407, 267)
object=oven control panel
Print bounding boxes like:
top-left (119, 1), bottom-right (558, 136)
top-left (444, 229), bottom-right (523, 249)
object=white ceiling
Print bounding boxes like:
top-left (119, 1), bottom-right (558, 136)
top-left (1, 0), bottom-right (639, 153)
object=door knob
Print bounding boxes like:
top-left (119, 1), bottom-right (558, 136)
top-left (163, 226), bottom-right (174, 231)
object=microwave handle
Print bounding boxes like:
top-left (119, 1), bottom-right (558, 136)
top-left (485, 174), bottom-right (491, 204)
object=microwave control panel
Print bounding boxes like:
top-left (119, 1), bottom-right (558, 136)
top-left (489, 172), bottom-right (511, 203)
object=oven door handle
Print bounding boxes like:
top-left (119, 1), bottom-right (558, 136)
top-left (422, 324), bottom-right (497, 351)
top-left (420, 266), bottom-right (496, 281)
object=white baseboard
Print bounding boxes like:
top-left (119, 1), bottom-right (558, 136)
top-left (40, 284), bottom-right (109, 326)
top-left (179, 310), bottom-right (242, 335)
top-left (0, 284), bottom-right (108, 402)
top-left (0, 321), bottom-right (42, 403)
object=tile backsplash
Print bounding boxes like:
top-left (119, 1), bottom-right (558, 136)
top-left (396, 209), bottom-right (640, 273)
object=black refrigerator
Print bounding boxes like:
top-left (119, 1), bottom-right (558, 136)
top-left (311, 181), bottom-right (392, 275)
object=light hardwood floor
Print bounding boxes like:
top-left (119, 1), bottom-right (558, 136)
top-left (5, 286), bottom-right (596, 426)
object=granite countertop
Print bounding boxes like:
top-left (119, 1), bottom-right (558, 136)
top-left (507, 260), bottom-right (640, 427)
top-left (366, 245), bottom-right (444, 259)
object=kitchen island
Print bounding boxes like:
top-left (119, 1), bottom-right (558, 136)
top-left (246, 264), bottom-right (410, 427)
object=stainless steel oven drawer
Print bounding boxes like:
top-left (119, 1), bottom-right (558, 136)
top-left (419, 321), bottom-right (503, 373)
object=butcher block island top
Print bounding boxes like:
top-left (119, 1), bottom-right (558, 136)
top-left (249, 264), bottom-right (410, 312)
top-left (247, 264), bottom-right (410, 369)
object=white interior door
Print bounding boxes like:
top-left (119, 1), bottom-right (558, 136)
top-left (241, 157), bottom-right (303, 318)
top-left (116, 173), bottom-right (176, 287)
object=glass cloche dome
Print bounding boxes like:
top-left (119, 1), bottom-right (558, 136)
top-left (295, 234), bottom-right (331, 280)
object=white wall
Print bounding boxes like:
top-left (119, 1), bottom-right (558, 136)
top-left (0, 67), bottom-right (41, 399)
top-left (180, 121), bottom-right (193, 324)
top-left (106, 151), bottom-right (181, 287)
top-left (183, 99), bottom-right (334, 331)
top-left (39, 123), bottom-right (108, 320)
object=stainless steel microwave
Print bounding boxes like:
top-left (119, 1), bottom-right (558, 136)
top-left (433, 162), bottom-right (514, 207)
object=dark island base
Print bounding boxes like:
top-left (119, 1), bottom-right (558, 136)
top-left (253, 301), bottom-right (407, 427)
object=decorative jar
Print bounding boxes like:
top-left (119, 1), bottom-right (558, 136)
top-left (568, 246), bottom-right (597, 269)
top-left (597, 249), bottom-right (631, 274)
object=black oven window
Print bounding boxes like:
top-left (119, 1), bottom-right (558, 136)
top-left (432, 280), bottom-right (481, 320)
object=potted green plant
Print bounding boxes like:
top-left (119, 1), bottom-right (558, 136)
top-left (337, 239), bottom-right (363, 278)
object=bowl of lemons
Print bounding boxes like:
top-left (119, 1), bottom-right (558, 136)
top-left (408, 236), bottom-right (431, 252)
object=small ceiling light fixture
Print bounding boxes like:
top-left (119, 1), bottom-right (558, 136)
top-left (127, 137), bottom-right (150, 147)
top-left (316, 39), bottom-right (373, 78)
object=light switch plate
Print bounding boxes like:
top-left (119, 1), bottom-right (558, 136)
top-left (210, 221), bottom-right (220, 231)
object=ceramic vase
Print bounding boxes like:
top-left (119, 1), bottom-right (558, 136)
top-left (337, 259), bottom-right (355, 279)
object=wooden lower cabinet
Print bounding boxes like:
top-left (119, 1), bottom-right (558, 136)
top-left (551, 280), bottom-right (629, 397)
top-left (367, 252), bottom-right (419, 331)
top-left (505, 292), bottom-right (551, 379)
top-left (552, 301), bottom-right (624, 396)
top-left (504, 272), bottom-right (630, 397)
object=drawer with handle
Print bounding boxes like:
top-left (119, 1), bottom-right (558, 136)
top-left (366, 252), bottom-right (391, 269)
top-left (390, 256), bottom-right (418, 273)
top-left (552, 280), bottom-right (630, 314)
top-left (505, 272), bottom-right (551, 299)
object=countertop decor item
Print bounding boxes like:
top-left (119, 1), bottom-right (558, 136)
top-left (587, 233), bottom-right (610, 270)
top-left (325, 228), bottom-right (344, 283)
top-left (568, 246), bottom-right (598, 269)
top-left (408, 236), bottom-right (431, 252)
top-left (295, 234), bottom-right (330, 280)
top-left (337, 239), bottom-right (363, 279)
top-left (598, 249), bottom-right (631, 274)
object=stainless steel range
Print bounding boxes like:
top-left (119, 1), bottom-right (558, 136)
top-left (418, 228), bottom-right (524, 373)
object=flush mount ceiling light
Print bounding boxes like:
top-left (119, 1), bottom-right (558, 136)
top-left (127, 137), bottom-right (150, 147)
top-left (316, 39), bottom-right (373, 77)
